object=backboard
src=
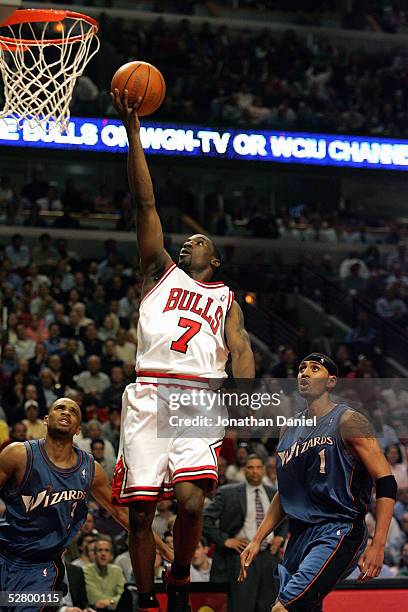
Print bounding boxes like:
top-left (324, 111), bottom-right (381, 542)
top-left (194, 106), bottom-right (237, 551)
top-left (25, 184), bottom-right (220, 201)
top-left (0, 0), bottom-right (21, 25)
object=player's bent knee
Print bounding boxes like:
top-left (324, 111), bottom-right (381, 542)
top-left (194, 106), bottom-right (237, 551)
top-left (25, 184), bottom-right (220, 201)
top-left (177, 491), bottom-right (205, 516)
top-left (129, 505), bottom-right (156, 531)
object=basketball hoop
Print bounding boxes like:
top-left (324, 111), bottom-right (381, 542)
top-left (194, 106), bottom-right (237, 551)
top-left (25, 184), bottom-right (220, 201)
top-left (0, 9), bottom-right (100, 131)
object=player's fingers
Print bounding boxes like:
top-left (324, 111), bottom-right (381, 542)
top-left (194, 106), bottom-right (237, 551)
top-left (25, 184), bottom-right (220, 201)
top-left (240, 550), bottom-right (250, 566)
top-left (133, 95), bottom-right (143, 112)
top-left (361, 565), bottom-right (377, 581)
top-left (244, 552), bottom-right (254, 567)
top-left (237, 567), bottom-right (246, 582)
top-left (123, 89), bottom-right (130, 110)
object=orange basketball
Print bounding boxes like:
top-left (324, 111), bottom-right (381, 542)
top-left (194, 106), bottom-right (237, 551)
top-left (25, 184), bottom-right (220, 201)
top-left (111, 61), bottom-right (166, 117)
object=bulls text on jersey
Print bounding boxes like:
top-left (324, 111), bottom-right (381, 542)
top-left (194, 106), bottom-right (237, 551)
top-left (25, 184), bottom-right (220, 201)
top-left (163, 288), bottom-right (223, 335)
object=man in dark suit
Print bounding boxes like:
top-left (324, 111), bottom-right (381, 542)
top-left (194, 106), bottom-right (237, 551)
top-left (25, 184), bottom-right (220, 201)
top-left (204, 454), bottom-right (287, 612)
top-left (61, 338), bottom-right (83, 386)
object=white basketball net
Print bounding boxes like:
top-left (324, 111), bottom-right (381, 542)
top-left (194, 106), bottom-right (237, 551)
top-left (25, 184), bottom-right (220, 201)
top-left (0, 10), bottom-right (100, 132)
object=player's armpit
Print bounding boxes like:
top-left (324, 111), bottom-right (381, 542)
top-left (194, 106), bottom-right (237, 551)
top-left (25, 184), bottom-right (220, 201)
top-left (91, 461), bottom-right (129, 531)
top-left (225, 301), bottom-right (255, 379)
top-left (0, 442), bottom-right (27, 489)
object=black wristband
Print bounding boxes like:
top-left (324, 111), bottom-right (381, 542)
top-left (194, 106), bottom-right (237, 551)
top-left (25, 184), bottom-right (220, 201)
top-left (375, 475), bottom-right (397, 500)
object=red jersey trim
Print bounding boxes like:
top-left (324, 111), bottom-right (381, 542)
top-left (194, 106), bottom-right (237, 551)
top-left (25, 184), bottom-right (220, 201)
top-left (227, 290), bottom-right (235, 311)
top-left (140, 262), bottom-right (177, 305)
top-left (193, 279), bottom-right (225, 288)
top-left (173, 473), bottom-right (218, 484)
top-left (173, 465), bottom-right (218, 476)
top-left (136, 370), bottom-right (210, 383)
top-left (112, 490), bottom-right (175, 504)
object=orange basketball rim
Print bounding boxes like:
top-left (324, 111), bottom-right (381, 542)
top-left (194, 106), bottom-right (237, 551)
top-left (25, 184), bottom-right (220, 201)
top-left (0, 8), bottom-right (100, 131)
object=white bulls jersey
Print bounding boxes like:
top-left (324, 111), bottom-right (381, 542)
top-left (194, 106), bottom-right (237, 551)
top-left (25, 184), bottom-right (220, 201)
top-left (136, 263), bottom-right (234, 378)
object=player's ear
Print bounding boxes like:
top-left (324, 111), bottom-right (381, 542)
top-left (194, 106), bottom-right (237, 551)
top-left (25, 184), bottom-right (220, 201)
top-left (327, 375), bottom-right (337, 390)
top-left (75, 424), bottom-right (82, 437)
top-left (210, 256), bottom-right (221, 269)
top-left (44, 415), bottom-right (49, 426)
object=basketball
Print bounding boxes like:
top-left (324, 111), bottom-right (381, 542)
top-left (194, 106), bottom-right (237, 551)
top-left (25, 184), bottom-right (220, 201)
top-left (111, 61), bottom-right (166, 116)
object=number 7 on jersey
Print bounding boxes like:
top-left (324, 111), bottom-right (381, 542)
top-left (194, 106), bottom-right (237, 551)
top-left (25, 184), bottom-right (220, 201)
top-left (171, 317), bottom-right (202, 354)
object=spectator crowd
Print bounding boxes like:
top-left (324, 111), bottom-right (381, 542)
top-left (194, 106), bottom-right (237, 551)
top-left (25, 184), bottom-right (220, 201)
top-left (1, 168), bottom-right (407, 249)
top-left (63, 14), bottom-right (408, 137)
top-left (1, 230), bottom-right (408, 611)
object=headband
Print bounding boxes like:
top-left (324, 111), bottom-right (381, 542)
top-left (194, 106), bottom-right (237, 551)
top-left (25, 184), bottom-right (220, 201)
top-left (301, 353), bottom-right (338, 376)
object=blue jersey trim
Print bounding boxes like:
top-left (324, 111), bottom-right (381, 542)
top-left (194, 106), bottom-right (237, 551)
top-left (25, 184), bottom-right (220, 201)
top-left (89, 452), bottom-right (95, 491)
top-left (38, 439), bottom-right (83, 474)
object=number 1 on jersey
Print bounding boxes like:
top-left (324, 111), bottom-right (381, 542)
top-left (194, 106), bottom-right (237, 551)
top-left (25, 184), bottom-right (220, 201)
top-left (318, 449), bottom-right (326, 474)
top-left (171, 317), bottom-right (202, 354)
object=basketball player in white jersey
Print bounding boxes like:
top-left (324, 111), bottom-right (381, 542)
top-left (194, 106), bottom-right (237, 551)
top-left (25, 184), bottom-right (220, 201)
top-left (110, 89), bottom-right (255, 612)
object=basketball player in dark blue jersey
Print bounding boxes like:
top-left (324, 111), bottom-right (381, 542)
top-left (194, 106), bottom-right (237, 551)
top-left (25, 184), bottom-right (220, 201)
top-left (0, 397), bottom-right (171, 612)
top-left (239, 353), bottom-right (397, 612)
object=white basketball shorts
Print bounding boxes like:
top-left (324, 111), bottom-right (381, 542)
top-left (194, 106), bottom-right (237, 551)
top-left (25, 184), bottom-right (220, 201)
top-left (112, 373), bottom-right (224, 504)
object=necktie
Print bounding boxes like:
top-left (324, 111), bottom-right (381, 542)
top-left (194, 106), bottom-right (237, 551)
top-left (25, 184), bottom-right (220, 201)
top-left (255, 488), bottom-right (268, 551)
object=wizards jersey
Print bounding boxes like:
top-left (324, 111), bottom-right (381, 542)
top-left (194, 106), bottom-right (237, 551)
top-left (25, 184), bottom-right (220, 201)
top-left (276, 404), bottom-right (372, 524)
top-left (136, 263), bottom-right (234, 378)
top-left (0, 439), bottom-right (94, 561)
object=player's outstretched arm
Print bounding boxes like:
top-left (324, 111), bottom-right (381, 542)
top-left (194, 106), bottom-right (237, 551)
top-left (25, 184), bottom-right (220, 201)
top-left (225, 302), bottom-right (255, 379)
top-left (341, 410), bottom-right (396, 581)
top-left (0, 442), bottom-right (27, 489)
top-left (111, 89), bottom-right (172, 276)
top-left (91, 461), bottom-right (129, 530)
top-left (91, 462), bottom-right (173, 562)
top-left (238, 492), bottom-right (286, 582)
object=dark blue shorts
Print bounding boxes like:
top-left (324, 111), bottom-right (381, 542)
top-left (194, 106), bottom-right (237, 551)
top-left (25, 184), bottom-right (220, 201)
top-left (0, 551), bottom-right (65, 612)
top-left (278, 519), bottom-right (367, 612)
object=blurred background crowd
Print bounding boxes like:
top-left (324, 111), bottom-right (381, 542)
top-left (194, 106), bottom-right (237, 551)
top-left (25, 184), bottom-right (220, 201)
top-left (1, 230), bottom-right (408, 607)
top-left (2, 0), bottom-right (408, 609)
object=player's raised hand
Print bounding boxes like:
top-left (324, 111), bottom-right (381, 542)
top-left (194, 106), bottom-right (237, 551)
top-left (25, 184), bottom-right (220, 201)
top-left (238, 540), bottom-right (260, 582)
top-left (110, 88), bottom-right (141, 133)
top-left (357, 541), bottom-right (384, 581)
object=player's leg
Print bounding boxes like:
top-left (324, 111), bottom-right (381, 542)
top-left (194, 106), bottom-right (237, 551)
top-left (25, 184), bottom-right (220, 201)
top-left (278, 520), bottom-right (366, 611)
top-left (163, 480), bottom-right (208, 612)
top-left (128, 500), bottom-right (159, 610)
top-left (173, 479), bottom-right (207, 572)
top-left (112, 383), bottom-right (170, 610)
top-left (166, 434), bottom-right (221, 611)
top-left (0, 552), bottom-right (65, 612)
